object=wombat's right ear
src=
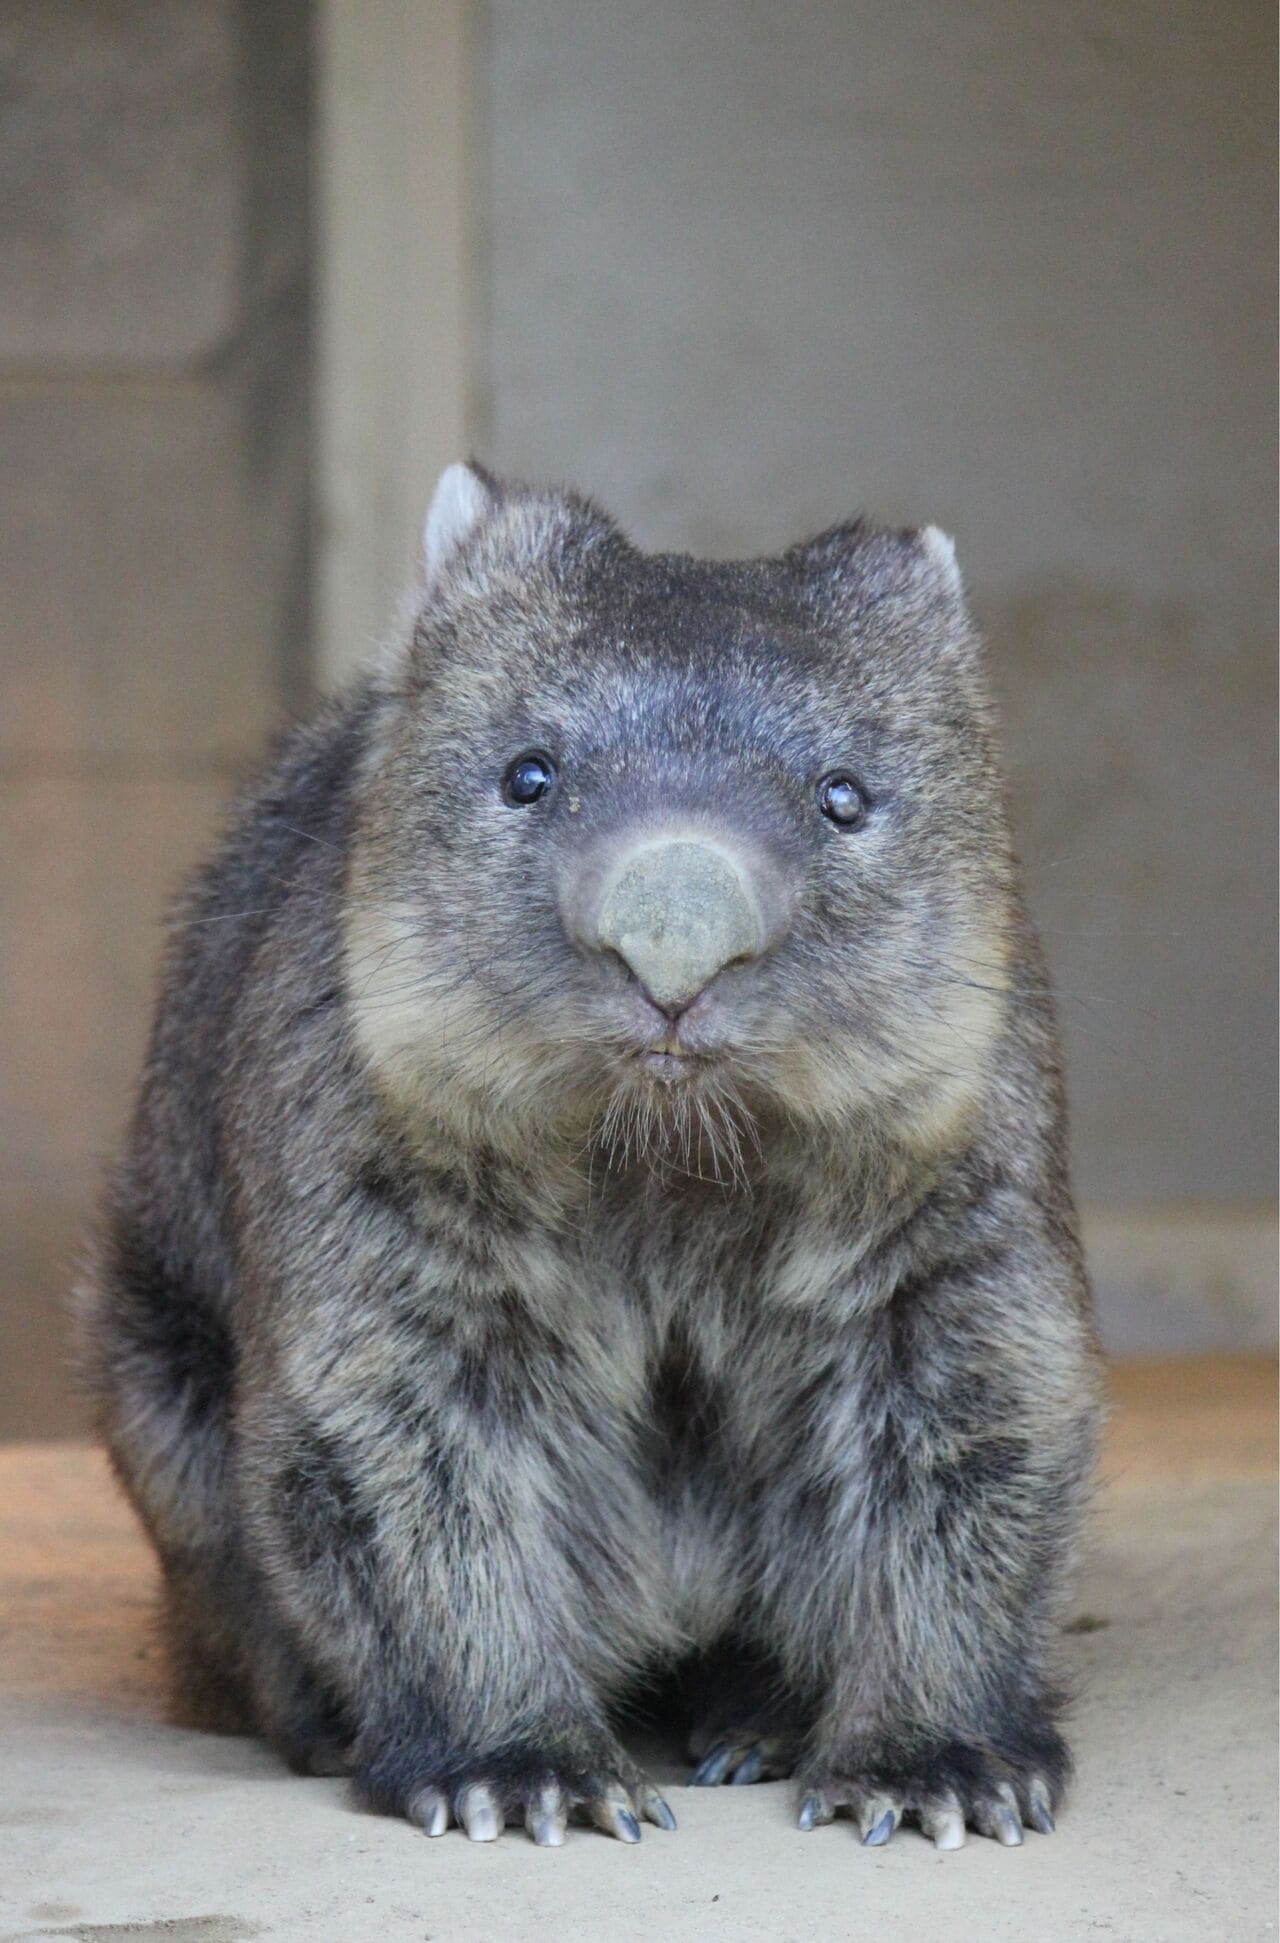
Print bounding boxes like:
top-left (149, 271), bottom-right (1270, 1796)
top-left (421, 460), bottom-right (501, 587)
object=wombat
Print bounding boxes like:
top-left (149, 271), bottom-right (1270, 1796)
top-left (79, 463), bottom-right (1101, 1851)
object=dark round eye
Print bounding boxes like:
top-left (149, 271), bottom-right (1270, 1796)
top-left (504, 753), bottom-right (557, 805)
top-left (818, 772), bottom-right (870, 828)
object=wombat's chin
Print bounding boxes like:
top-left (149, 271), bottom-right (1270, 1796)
top-left (582, 1052), bottom-right (763, 1184)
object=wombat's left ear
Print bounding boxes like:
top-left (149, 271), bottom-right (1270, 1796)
top-left (421, 460), bottom-right (501, 586)
top-left (790, 519), bottom-right (965, 606)
top-left (914, 525), bottom-right (964, 601)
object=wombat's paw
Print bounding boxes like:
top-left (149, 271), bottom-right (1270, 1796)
top-left (796, 1739), bottom-right (1064, 1851)
top-left (285, 1735), bottom-right (357, 1778)
top-left (382, 1753), bottom-right (677, 1846)
top-left (688, 1733), bottom-right (797, 1786)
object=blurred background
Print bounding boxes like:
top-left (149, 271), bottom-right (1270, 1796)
top-left (0, 1), bottom-right (1274, 1437)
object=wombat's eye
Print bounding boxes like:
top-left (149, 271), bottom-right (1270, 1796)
top-left (504, 753), bottom-right (557, 805)
top-left (818, 772), bottom-right (870, 828)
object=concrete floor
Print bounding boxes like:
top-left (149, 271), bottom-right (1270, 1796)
top-left (1, 1359), bottom-right (1275, 1943)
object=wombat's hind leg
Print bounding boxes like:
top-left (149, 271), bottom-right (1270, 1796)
top-left (684, 1638), bottom-right (806, 1787)
top-left (689, 1733), bottom-right (796, 1787)
top-left (160, 1563), bottom-right (254, 1736)
top-left (164, 1552), bottom-right (354, 1775)
top-left (244, 1619), bottom-right (358, 1776)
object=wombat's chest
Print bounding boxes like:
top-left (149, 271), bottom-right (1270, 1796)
top-left (402, 1165), bottom-right (877, 1452)
top-left (565, 1205), bottom-right (866, 1447)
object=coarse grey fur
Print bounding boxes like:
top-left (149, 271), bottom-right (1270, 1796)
top-left (78, 464), bottom-right (1101, 1852)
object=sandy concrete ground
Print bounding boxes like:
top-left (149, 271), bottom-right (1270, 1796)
top-left (2, 1359), bottom-right (1276, 1943)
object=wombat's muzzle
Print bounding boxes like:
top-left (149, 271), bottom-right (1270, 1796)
top-left (583, 836), bottom-right (770, 1017)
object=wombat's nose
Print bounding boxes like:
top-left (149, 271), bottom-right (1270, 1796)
top-left (592, 838), bottom-right (764, 1015)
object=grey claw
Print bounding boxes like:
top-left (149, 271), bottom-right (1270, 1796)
top-left (921, 1803), bottom-right (966, 1851)
top-left (591, 1789), bottom-right (642, 1843)
top-left (526, 1781), bottom-right (568, 1847)
top-left (690, 1745), bottom-right (734, 1786)
top-left (410, 1785), bottom-right (450, 1837)
top-left (975, 1784), bottom-right (1025, 1847)
top-left (643, 1791), bottom-right (678, 1830)
top-left (994, 1805), bottom-right (1024, 1846)
top-left (798, 1792), bottom-right (822, 1831)
top-left (458, 1784), bottom-right (501, 1842)
top-left (862, 1808), bottom-right (897, 1847)
top-left (859, 1795), bottom-right (900, 1845)
top-left (731, 1746), bottom-right (764, 1786)
top-left (1027, 1781), bottom-right (1056, 1834)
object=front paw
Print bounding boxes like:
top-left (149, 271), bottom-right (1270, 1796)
top-left (797, 1732), bottom-right (1067, 1851)
top-left (358, 1734), bottom-right (677, 1846)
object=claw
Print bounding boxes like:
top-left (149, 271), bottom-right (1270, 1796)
top-left (458, 1784), bottom-right (501, 1842)
top-left (689, 1744), bottom-right (735, 1787)
top-left (975, 1795), bottom-right (1024, 1845)
top-left (993, 1805), bottom-right (1024, 1846)
top-left (591, 1787), bottom-right (642, 1843)
top-left (797, 1791), bottom-right (826, 1831)
top-left (409, 1785), bottom-right (450, 1837)
top-left (1027, 1780), bottom-right (1056, 1835)
top-left (862, 1807), bottom-right (897, 1847)
top-left (527, 1781), bottom-right (568, 1847)
top-left (642, 1789), bottom-right (678, 1830)
top-left (921, 1799), bottom-right (966, 1851)
top-left (858, 1794), bottom-right (901, 1846)
top-left (731, 1746), bottom-right (764, 1786)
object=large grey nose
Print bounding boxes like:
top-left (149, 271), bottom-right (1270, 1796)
top-left (593, 838), bottom-right (764, 1014)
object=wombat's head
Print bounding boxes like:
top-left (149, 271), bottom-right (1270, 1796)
top-left (346, 464), bottom-right (1015, 1179)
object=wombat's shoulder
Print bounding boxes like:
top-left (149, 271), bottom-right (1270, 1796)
top-left (129, 681), bottom-right (380, 1153)
top-left (164, 682), bottom-right (378, 976)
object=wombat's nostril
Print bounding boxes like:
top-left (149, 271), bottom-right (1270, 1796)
top-left (592, 838), bottom-right (764, 1015)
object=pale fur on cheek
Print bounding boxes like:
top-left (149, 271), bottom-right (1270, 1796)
top-left (343, 897), bottom-right (605, 1159)
top-left (762, 911), bottom-right (1011, 1155)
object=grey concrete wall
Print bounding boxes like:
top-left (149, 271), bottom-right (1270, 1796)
top-left (484, 0), bottom-right (1277, 1227)
top-left (0, 1), bottom-right (311, 1437)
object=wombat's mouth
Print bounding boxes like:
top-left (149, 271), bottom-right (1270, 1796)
top-left (638, 1047), bottom-right (699, 1081)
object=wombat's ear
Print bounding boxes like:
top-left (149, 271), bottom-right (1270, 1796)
top-left (913, 525), bottom-right (965, 602)
top-left (790, 518), bottom-right (964, 600)
top-left (421, 460), bottom-right (502, 587)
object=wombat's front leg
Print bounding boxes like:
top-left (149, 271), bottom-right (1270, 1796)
top-left (235, 1290), bottom-right (676, 1845)
top-left (765, 1250), bottom-right (1099, 1850)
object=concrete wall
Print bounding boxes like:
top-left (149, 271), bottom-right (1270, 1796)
top-left (0, 1), bottom-right (311, 1436)
top-left (484, 3), bottom-right (1277, 1242)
